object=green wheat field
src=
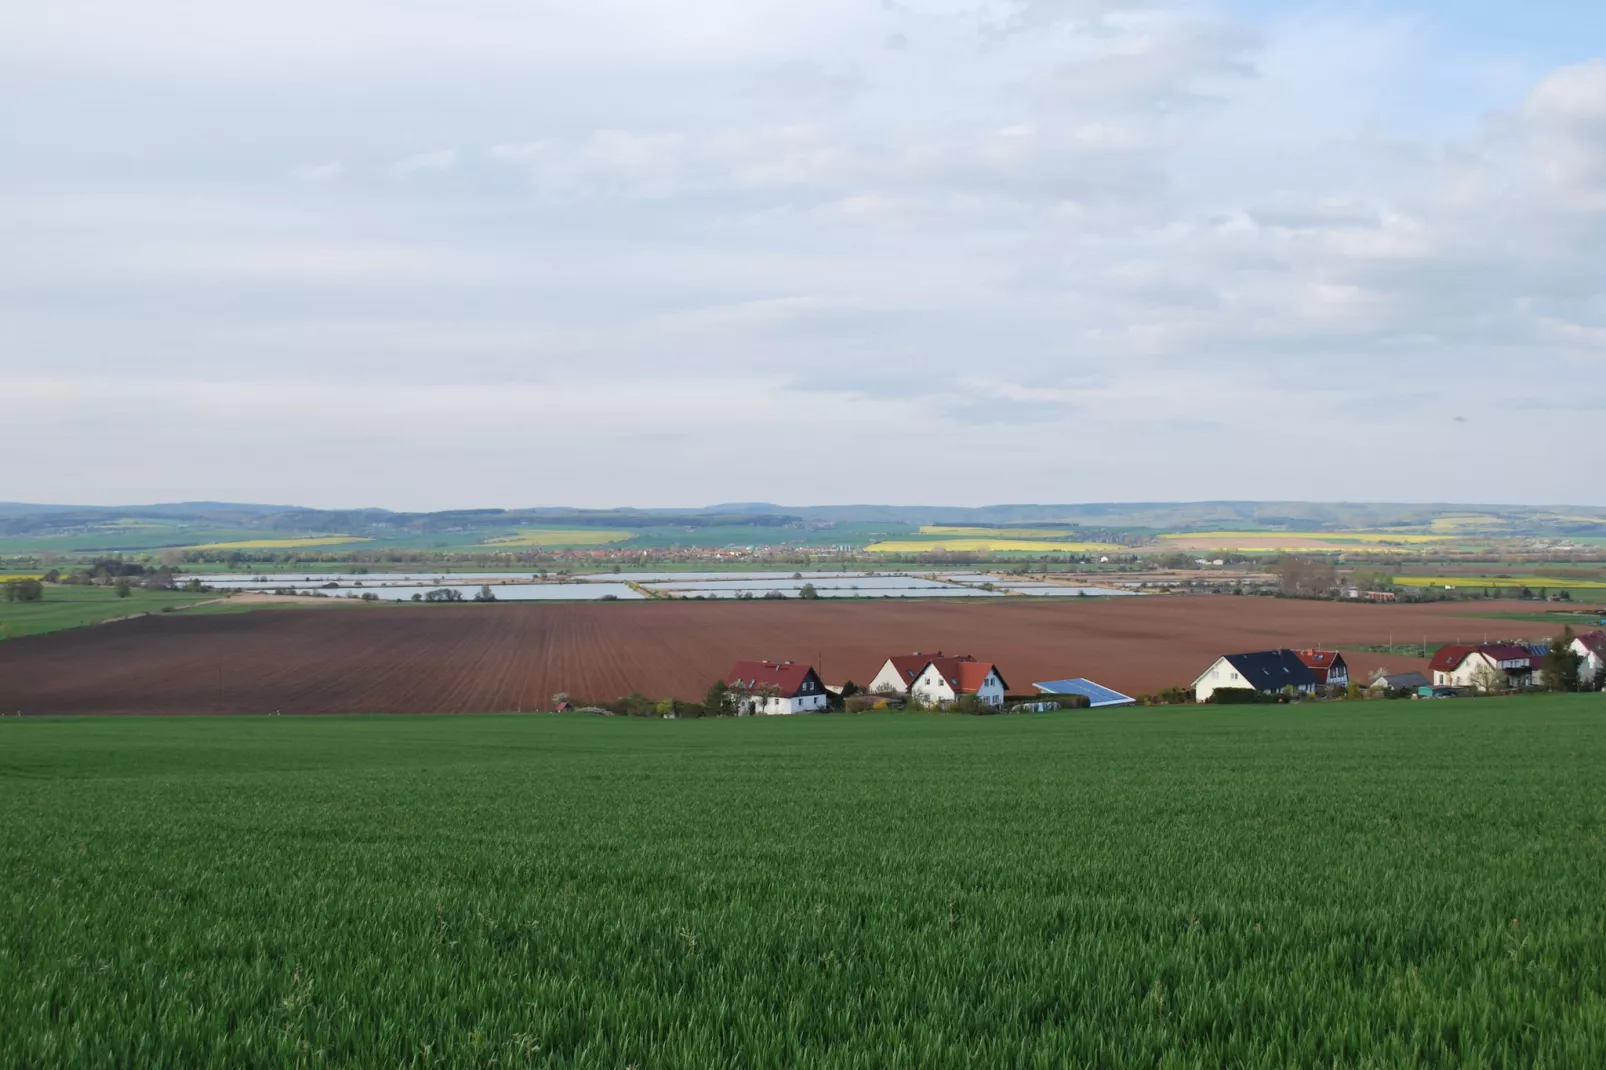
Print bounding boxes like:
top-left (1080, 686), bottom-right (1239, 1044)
top-left (3, 700), bottom-right (1604, 1067)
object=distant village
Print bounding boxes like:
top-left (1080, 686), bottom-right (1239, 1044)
top-left (694, 632), bottom-right (1606, 716)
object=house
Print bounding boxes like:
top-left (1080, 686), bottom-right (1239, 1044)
top-left (868, 652), bottom-right (948, 695)
top-left (909, 656), bottom-right (1008, 708)
top-left (1572, 631), bottom-right (1606, 686)
top-left (1366, 671), bottom-right (1431, 693)
top-left (1032, 678), bottom-right (1137, 708)
top-left (1192, 650), bottom-right (1319, 702)
top-left (1294, 649), bottom-right (1349, 689)
top-left (724, 660), bottom-right (829, 715)
top-left (1428, 644), bottom-right (1537, 691)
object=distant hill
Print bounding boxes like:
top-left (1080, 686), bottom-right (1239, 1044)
top-left (2, 500), bottom-right (1604, 543)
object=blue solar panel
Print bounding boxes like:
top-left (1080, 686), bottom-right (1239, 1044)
top-left (1030, 678), bottom-right (1136, 707)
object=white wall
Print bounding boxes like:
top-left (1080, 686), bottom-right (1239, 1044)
top-left (1571, 639), bottom-right (1605, 686)
top-left (868, 660), bottom-right (914, 694)
top-left (1192, 657), bottom-right (1241, 703)
top-left (911, 664), bottom-right (956, 706)
top-left (910, 665), bottom-right (1005, 707)
top-left (1436, 652), bottom-right (1533, 690)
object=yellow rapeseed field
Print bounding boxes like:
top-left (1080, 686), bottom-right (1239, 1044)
top-left (919, 526), bottom-right (1085, 539)
top-left (483, 529), bottom-right (635, 548)
top-left (866, 539), bottom-right (1121, 553)
top-left (187, 536), bottom-right (373, 550)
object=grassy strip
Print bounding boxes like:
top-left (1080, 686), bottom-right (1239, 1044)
top-left (2, 699), bottom-right (1604, 1065)
top-left (0, 586), bottom-right (218, 640)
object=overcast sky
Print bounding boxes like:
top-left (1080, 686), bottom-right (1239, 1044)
top-left (4, 0), bottom-right (1603, 510)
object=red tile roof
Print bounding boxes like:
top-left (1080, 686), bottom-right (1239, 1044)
top-left (925, 656), bottom-right (1007, 694)
top-left (725, 661), bottom-right (820, 698)
top-left (1429, 644), bottom-right (1536, 673)
top-left (1429, 645), bottom-right (1479, 673)
top-left (884, 652), bottom-right (949, 684)
top-left (1294, 649), bottom-right (1347, 682)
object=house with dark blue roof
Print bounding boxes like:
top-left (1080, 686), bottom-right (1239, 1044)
top-left (1192, 649), bottom-right (1319, 702)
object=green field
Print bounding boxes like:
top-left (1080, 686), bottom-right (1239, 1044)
top-left (0, 586), bottom-right (366, 641)
top-left (0, 585), bottom-right (221, 640)
top-left (3, 701), bottom-right (1604, 1065)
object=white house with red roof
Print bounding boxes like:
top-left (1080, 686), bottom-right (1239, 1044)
top-left (1572, 631), bottom-right (1606, 687)
top-left (1429, 644), bottom-right (1537, 690)
top-left (909, 655), bottom-right (1008, 708)
top-left (868, 652), bottom-right (947, 695)
top-left (724, 660), bottom-right (828, 715)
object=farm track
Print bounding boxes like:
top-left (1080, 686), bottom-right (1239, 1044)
top-left (0, 597), bottom-right (1580, 715)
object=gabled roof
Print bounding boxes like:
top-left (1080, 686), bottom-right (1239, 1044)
top-left (1429, 645), bottom-right (1479, 672)
top-left (1217, 650), bottom-right (1319, 692)
top-left (1575, 631), bottom-right (1606, 657)
top-left (882, 652), bottom-right (950, 683)
top-left (1294, 649), bottom-right (1345, 671)
top-left (1368, 671), bottom-right (1430, 690)
top-left (1430, 644), bottom-right (1536, 673)
top-left (922, 656), bottom-right (1006, 693)
top-left (1032, 678), bottom-right (1136, 706)
top-left (725, 660), bottom-right (820, 698)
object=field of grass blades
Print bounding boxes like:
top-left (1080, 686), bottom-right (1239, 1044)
top-left (1, 700), bottom-right (1604, 1066)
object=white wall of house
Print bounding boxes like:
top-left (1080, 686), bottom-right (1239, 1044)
top-left (1571, 639), bottom-right (1605, 685)
top-left (868, 660), bottom-right (914, 695)
top-left (910, 664), bottom-right (1005, 707)
top-left (1435, 652), bottom-right (1533, 690)
top-left (910, 664), bottom-right (956, 705)
top-left (1192, 657), bottom-right (1243, 703)
top-left (973, 670), bottom-right (1006, 707)
top-left (735, 691), bottom-right (828, 715)
top-left (1327, 662), bottom-right (1349, 688)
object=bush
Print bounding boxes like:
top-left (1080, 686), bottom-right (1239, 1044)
top-left (2, 579), bottom-right (44, 603)
top-left (1207, 688), bottom-right (1284, 705)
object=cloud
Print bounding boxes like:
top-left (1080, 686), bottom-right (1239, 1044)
top-left (1029, 18), bottom-right (1259, 112)
top-left (1, 1), bottom-right (1603, 506)
top-left (393, 149), bottom-right (459, 177)
top-left (1521, 59), bottom-right (1606, 207)
top-left (295, 161), bottom-right (345, 183)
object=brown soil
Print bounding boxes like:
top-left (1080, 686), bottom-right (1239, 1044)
top-left (0, 597), bottom-right (1578, 715)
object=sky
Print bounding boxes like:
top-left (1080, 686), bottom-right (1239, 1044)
top-left (3, 0), bottom-right (1603, 510)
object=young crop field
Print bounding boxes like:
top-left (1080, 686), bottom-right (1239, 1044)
top-left (1158, 531), bottom-right (1457, 551)
top-left (2, 700), bottom-right (1603, 1066)
top-left (185, 536), bottom-right (374, 550)
top-left (0, 585), bottom-right (222, 640)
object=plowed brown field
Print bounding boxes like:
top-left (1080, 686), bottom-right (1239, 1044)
top-left (0, 597), bottom-right (1578, 715)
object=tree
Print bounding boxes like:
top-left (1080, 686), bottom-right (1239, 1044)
top-left (115, 577), bottom-right (133, 598)
top-left (839, 680), bottom-right (860, 698)
top-left (1469, 658), bottom-right (1508, 694)
top-left (798, 583), bottom-right (820, 600)
top-left (1595, 664), bottom-right (1606, 693)
top-left (472, 585), bottom-right (498, 602)
top-left (1543, 627), bottom-right (1583, 693)
top-left (1273, 556), bottom-right (1338, 598)
top-left (703, 680), bottom-right (729, 714)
